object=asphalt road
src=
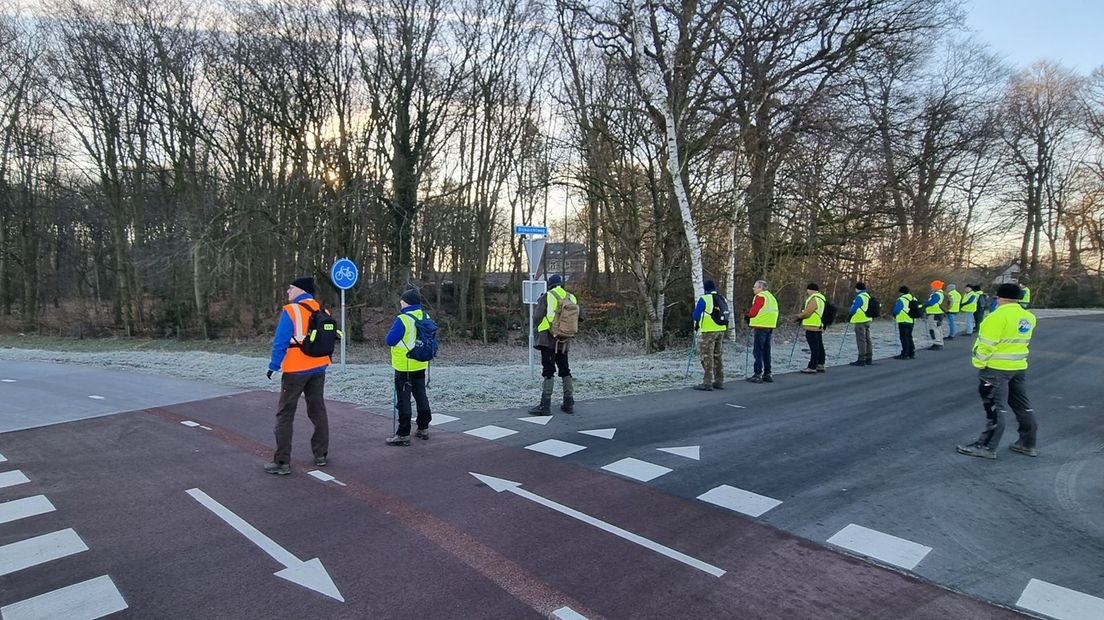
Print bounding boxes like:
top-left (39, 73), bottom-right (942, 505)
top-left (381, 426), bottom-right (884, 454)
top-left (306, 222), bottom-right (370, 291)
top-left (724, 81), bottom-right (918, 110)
top-left (1, 315), bottom-right (1101, 619)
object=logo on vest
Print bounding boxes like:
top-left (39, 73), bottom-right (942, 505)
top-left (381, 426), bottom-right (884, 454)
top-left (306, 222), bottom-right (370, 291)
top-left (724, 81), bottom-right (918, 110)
top-left (1018, 319), bottom-right (1031, 334)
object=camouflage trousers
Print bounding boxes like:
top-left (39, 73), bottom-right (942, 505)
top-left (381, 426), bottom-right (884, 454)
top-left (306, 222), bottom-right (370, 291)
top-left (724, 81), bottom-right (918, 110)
top-left (699, 331), bottom-right (725, 385)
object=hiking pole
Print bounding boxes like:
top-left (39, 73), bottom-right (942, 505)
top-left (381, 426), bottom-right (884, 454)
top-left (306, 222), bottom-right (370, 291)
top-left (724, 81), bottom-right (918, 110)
top-left (837, 323), bottom-right (850, 359)
top-left (743, 327), bottom-right (751, 378)
top-left (391, 383), bottom-right (397, 435)
top-left (787, 326), bottom-right (801, 365)
top-left (684, 331), bottom-right (698, 381)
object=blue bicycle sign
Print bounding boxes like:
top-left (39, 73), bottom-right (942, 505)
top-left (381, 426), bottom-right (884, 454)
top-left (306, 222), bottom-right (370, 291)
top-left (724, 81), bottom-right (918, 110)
top-left (330, 258), bottom-right (359, 290)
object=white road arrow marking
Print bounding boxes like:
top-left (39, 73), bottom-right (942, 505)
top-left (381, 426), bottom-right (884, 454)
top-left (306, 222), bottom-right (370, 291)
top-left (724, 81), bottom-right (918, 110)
top-left (470, 473), bottom-right (724, 577)
top-left (185, 488), bottom-right (344, 602)
top-left (578, 428), bottom-right (616, 439)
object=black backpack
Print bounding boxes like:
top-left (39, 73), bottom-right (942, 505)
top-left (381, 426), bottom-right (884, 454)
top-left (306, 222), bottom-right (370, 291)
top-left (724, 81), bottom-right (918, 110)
top-left (709, 292), bottom-right (730, 326)
top-left (406, 313), bottom-right (439, 362)
top-left (295, 302), bottom-right (340, 358)
top-left (821, 299), bottom-right (838, 326)
top-left (907, 297), bottom-right (924, 319)
top-left (867, 296), bottom-right (881, 318)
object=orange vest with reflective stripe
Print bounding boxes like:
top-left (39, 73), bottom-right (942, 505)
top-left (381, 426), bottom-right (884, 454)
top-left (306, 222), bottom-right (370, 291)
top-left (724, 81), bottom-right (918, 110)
top-left (281, 298), bottom-right (330, 373)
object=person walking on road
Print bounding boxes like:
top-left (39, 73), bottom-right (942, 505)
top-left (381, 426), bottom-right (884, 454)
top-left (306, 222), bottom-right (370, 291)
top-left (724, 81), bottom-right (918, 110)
top-left (795, 283), bottom-right (827, 374)
top-left (972, 285), bottom-right (988, 328)
top-left (946, 284), bottom-right (962, 339)
top-left (385, 289), bottom-right (434, 445)
top-left (529, 274), bottom-right (583, 414)
top-left (848, 282), bottom-right (874, 366)
top-left (892, 286), bottom-right (916, 360)
top-left (745, 279), bottom-right (778, 383)
top-left (1019, 280), bottom-right (1032, 308)
top-left (265, 276), bottom-right (330, 474)
top-left (925, 280), bottom-right (947, 350)
top-left (960, 284), bottom-right (980, 336)
top-left (692, 279), bottom-right (728, 391)
top-left (956, 283), bottom-right (1038, 460)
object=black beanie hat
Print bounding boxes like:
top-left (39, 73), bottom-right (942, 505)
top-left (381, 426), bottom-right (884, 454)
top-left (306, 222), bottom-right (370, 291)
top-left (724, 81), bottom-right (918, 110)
top-left (996, 283), bottom-right (1023, 300)
top-left (290, 276), bottom-right (315, 295)
top-left (855, 282), bottom-right (867, 290)
top-left (703, 279), bottom-right (716, 292)
top-left (807, 282), bottom-right (819, 291)
top-left (899, 285), bottom-right (910, 294)
top-left (401, 288), bottom-right (421, 305)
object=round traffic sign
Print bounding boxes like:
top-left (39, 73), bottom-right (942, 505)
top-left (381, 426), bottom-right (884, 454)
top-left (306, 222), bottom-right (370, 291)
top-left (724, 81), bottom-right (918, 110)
top-left (330, 258), bottom-right (359, 290)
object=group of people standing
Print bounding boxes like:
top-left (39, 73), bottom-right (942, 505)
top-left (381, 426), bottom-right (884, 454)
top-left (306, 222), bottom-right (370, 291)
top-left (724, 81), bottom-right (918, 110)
top-left (692, 278), bottom-right (1040, 461)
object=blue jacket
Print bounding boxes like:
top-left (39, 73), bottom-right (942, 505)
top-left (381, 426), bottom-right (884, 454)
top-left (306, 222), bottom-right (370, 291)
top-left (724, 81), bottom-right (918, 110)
top-left (925, 292), bottom-right (942, 308)
top-left (692, 297), bottom-right (709, 323)
top-left (849, 292), bottom-right (866, 315)
top-left (386, 305), bottom-right (423, 346)
top-left (892, 298), bottom-right (904, 317)
top-left (269, 293), bottom-right (327, 375)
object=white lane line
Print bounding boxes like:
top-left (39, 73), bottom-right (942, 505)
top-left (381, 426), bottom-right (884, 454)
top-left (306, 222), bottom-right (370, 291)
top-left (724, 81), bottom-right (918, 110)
top-left (725, 403), bottom-right (745, 409)
top-left (1, 379), bottom-right (15, 383)
top-left (553, 606), bottom-right (588, 619)
top-left (826, 524), bottom-right (931, 570)
top-left (472, 473), bottom-right (725, 577)
top-left (199, 426), bottom-right (213, 431)
top-left (0, 529), bottom-right (89, 577)
top-left (87, 395), bottom-right (105, 400)
top-left (0, 470), bottom-right (31, 490)
top-left (428, 414), bottom-right (459, 426)
top-left (180, 421), bottom-right (200, 428)
top-left (697, 485), bottom-right (781, 518)
top-left (601, 458), bottom-right (671, 482)
top-left (518, 416), bottom-right (553, 425)
top-left (0, 496), bottom-right (56, 526)
top-left (1017, 578), bottom-right (1104, 620)
top-left (464, 425), bottom-right (518, 440)
top-left (578, 428), bottom-right (616, 440)
top-left (1, 574), bottom-right (128, 620)
top-left (657, 446), bottom-right (700, 461)
top-left (525, 440), bottom-right (586, 458)
top-left (0, 453), bottom-right (6, 463)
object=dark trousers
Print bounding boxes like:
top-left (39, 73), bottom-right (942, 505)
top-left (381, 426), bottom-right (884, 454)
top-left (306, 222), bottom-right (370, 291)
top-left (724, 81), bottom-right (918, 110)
top-left (974, 308), bottom-right (985, 328)
top-left (752, 328), bottom-right (772, 376)
top-left (395, 370), bottom-right (432, 436)
top-left (976, 369), bottom-right (1036, 449)
top-left (805, 330), bottom-right (825, 369)
top-left (274, 371), bottom-right (329, 464)
top-left (540, 347), bottom-right (571, 378)
top-left (898, 323), bottom-right (915, 358)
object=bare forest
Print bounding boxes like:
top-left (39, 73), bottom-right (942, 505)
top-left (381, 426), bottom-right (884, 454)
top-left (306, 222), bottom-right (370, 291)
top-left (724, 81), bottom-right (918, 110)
top-left (2, 0), bottom-right (1104, 351)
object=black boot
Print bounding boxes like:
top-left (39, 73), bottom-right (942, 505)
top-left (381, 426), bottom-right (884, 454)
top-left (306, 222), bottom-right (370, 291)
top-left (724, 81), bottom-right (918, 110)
top-left (529, 378), bottom-right (553, 415)
top-left (560, 377), bottom-right (575, 414)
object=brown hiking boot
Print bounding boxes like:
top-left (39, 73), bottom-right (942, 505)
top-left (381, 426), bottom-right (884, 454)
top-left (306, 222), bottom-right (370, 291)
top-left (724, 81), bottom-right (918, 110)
top-left (415, 429), bottom-right (429, 440)
top-left (1009, 443), bottom-right (1038, 457)
top-left (385, 434), bottom-right (411, 446)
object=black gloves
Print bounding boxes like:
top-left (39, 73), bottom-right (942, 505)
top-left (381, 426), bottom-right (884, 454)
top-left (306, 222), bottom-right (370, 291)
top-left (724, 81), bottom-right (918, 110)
top-left (743, 315), bottom-right (751, 325)
top-left (266, 369), bottom-right (274, 379)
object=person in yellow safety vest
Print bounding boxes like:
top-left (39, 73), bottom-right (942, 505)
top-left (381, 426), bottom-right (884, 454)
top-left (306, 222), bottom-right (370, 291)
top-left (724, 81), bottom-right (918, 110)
top-left (848, 282), bottom-right (874, 366)
top-left (264, 276), bottom-right (330, 475)
top-left (956, 283), bottom-right (1038, 460)
top-left (529, 274), bottom-right (584, 415)
top-left (385, 289), bottom-right (433, 446)
top-left (946, 284), bottom-right (962, 339)
top-left (744, 279), bottom-right (779, 383)
top-left (924, 280), bottom-right (946, 350)
top-left (891, 286), bottom-right (916, 360)
top-left (692, 279), bottom-right (728, 391)
top-left (795, 283), bottom-right (827, 374)
top-left (1019, 281), bottom-right (1031, 308)
top-left (960, 284), bottom-right (981, 336)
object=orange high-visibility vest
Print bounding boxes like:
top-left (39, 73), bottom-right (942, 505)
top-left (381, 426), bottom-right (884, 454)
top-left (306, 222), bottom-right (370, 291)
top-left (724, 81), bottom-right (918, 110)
top-left (281, 298), bottom-right (330, 373)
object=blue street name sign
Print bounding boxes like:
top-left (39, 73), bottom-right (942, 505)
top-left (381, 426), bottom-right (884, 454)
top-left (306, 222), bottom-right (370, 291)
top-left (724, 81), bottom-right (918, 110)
top-left (514, 225), bottom-right (549, 236)
top-left (330, 258), bottom-right (359, 290)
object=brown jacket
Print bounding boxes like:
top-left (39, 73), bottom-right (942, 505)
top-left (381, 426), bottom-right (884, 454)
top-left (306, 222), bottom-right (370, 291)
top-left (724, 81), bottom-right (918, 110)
top-left (796, 295), bottom-right (823, 332)
top-left (533, 287), bottom-right (584, 351)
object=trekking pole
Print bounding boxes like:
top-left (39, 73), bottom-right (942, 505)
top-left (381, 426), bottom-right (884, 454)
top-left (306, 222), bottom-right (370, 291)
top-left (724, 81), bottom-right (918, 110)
top-left (743, 327), bottom-right (751, 378)
top-left (787, 326), bottom-right (801, 365)
top-left (837, 323), bottom-right (850, 359)
top-left (684, 331), bottom-right (698, 381)
top-left (391, 383), bottom-right (397, 435)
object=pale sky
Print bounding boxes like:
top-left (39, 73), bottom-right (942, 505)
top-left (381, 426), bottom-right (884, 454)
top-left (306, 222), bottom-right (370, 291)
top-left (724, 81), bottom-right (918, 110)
top-left (967, 0), bottom-right (1103, 73)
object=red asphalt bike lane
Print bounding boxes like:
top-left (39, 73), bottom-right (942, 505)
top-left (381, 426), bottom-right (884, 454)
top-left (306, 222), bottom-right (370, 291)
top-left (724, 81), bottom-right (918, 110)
top-left (0, 391), bottom-right (1027, 619)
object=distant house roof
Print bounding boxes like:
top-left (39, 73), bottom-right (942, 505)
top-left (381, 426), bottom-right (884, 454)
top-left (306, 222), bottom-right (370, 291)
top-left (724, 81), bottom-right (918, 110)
top-left (992, 262), bottom-right (1021, 285)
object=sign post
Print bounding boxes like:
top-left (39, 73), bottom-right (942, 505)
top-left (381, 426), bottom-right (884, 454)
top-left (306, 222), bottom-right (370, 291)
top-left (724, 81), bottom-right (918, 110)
top-left (329, 258), bottom-right (359, 369)
top-left (516, 225), bottom-right (548, 377)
